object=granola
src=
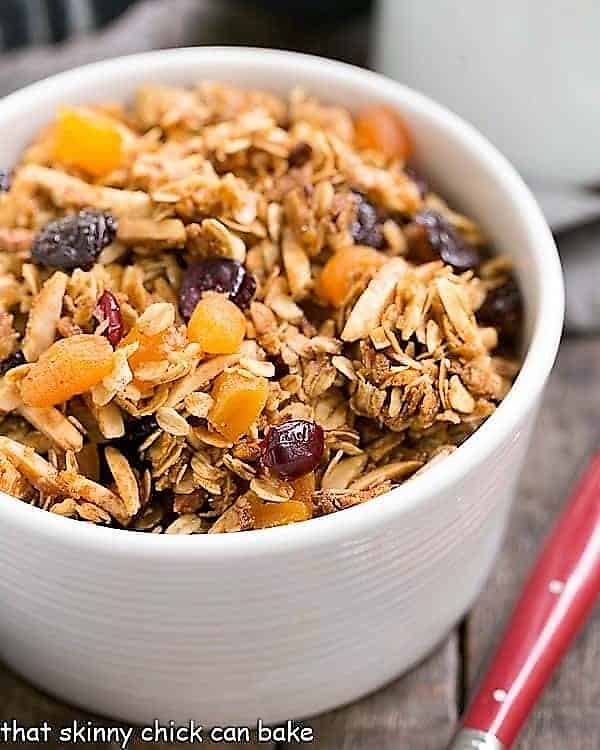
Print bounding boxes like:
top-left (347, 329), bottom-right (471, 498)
top-left (0, 83), bottom-right (522, 533)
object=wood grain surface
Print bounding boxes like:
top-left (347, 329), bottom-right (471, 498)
top-left (2, 337), bottom-right (597, 748)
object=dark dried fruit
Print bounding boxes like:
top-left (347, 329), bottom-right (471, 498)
top-left (0, 169), bottom-right (12, 193)
top-left (350, 192), bottom-right (385, 249)
top-left (407, 210), bottom-right (479, 272)
top-left (288, 141), bottom-right (313, 168)
top-left (94, 290), bottom-right (124, 346)
top-left (405, 166), bottom-right (429, 199)
top-left (262, 419), bottom-right (325, 480)
top-left (179, 258), bottom-right (256, 320)
top-left (0, 350), bottom-right (25, 376)
top-left (477, 278), bottom-right (522, 342)
top-left (114, 416), bottom-right (158, 462)
top-left (31, 209), bottom-right (118, 271)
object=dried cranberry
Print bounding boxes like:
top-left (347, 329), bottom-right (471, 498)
top-left (94, 290), bottom-right (124, 346)
top-left (0, 169), bottom-right (12, 193)
top-left (405, 166), bottom-right (429, 200)
top-left (0, 350), bottom-right (25, 376)
top-left (408, 210), bottom-right (479, 272)
top-left (288, 141), bottom-right (313, 168)
top-left (179, 258), bottom-right (256, 320)
top-left (477, 278), bottom-right (523, 342)
top-left (350, 192), bottom-right (385, 249)
top-left (31, 209), bottom-right (118, 271)
top-left (262, 419), bottom-right (325, 480)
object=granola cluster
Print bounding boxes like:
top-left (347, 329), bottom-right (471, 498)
top-left (0, 83), bottom-right (521, 533)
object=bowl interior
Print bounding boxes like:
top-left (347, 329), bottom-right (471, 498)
top-left (0, 48), bottom-right (564, 546)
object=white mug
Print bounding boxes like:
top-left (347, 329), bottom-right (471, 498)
top-left (375, 0), bottom-right (600, 185)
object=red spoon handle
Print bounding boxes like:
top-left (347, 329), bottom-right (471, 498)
top-left (459, 451), bottom-right (600, 748)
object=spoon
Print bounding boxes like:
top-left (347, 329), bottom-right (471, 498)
top-left (449, 451), bottom-right (600, 749)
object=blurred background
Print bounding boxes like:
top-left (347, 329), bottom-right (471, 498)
top-left (1, 0), bottom-right (599, 331)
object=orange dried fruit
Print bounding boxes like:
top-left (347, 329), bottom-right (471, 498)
top-left (187, 293), bottom-right (246, 354)
top-left (317, 245), bottom-right (386, 307)
top-left (209, 371), bottom-right (269, 442)
top-left (120, 325), bottom-right (184, 375)
top-left (53, 108), bottom-right (123, 177)
top-left (355, 104), bottom-right (413, 161)
top-left (249, 495), bottom-right (311, 529)
top-left (20, 334), bottom-right (114, 408)
top-left (291, 472), bottom-right (315, 515)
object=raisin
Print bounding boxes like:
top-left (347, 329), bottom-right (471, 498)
top-left (407, 210), bottom-right (479, 272)
top-left (31, 209), bottom-right (118, 271)
top-left (0, 169), bottom-right (12, 193)
top-left (262, 419), bottom-right (325, 480)
top-left (350, 192), bottom-right (385, 249)
top-left (0, 350), bottom-right (25, 376)
top-left (288, 141), bottom-right (313, 168)
top-left (179, 258), bottom-right (256, 320)
top-left (477, 278), bottom-right (523, 342)
top-left (94, 290), bottom-right (124, 346)
top-left (114, 416), bottom-right (158, 461)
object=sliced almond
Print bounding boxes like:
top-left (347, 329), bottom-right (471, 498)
top-left (321, 453), bottom-right (368, 491)
top-left (156, 406), bottom-right (190, 437)
top-left (349, 460), bottom-right (422, 491)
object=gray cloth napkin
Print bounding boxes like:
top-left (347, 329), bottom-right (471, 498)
top-left (0, 0), bottom-right (596, 332)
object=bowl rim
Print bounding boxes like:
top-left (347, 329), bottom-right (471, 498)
top-left (0, 47), bottom-right (564, 558)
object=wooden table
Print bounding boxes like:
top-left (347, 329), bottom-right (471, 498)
top-left (2, 335), bottom-right (599, 748)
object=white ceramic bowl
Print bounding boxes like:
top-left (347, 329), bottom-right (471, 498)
top-left (0, 48), bottom-right (563, 726)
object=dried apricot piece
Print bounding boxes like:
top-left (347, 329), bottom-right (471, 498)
top-left (209, 371), bottom-right (269, 442)
top-left (249, 495), bottom-right (311, 529)
top-left (120, 324), bottom-right (184, 374)
top-left (317, 245), bottom-right (386, 307)
top-left (20, 334), bottom-right (114, 407)
top-left (291, 472), bottom-right (315, 515)
top-left (355, 104), bottom-right (413, 161)
top-left (187, 293), bottom-right (246, 354)
top-left (53, 108), bottom-right (123, 177)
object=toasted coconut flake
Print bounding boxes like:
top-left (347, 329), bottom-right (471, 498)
top-left (342, 259), bottom-right (408, 342)
top-left (117, 218), bottom-right (186, 249)
top-left (22, 271), bottom-right (68, 363)
top-left (18, 165), bottom-right (152, 217)
top-left (18, 405), bottom-right (83, 452)
top-left (0, 453), bottom-right (35, 500)
top-left (58, 470), bottom-right (128, 524)
top-left (104, 446), bottom-right (141, 517)
top-left (0, 436), bottom-right (61, 495)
